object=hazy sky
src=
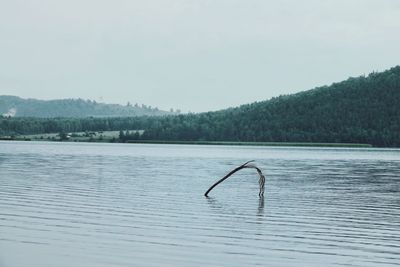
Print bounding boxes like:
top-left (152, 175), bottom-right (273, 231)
top-left (1, 0), bottom-right (400, 112)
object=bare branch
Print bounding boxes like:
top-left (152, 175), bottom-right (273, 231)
top-left (204, 161), bottom-right (265, 197)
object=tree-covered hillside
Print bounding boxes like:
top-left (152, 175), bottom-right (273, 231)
top-left (139, 66), bottom-right (400, 146)
top-left (1, 66), bottom-right (399, 147)
top-left (0, 96), bottom-right (175, 117)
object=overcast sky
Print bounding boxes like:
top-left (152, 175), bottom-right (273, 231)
top-left (1, 0), bottom-right (400, 112)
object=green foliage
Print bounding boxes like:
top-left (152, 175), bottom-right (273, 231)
top-left (118, 129), bottom-right (141, 142)
top-left (140, 66), bottom-right (400, 147)
top-left (1, 66), bottom-right (400, 147)
top-left (58, 132), bottom-right (68, 141)
top-left (0, 116), bottom-right (152, 137)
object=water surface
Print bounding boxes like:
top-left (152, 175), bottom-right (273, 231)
top-left (0, 141), bottom-right (399, 266)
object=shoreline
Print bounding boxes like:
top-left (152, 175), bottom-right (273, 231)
top-left (125, 140), bottom-right (372, 148)
top-left (0, 138), bottom-right (373, 148)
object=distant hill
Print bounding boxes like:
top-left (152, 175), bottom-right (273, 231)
top-left (0, 96), bottom-right (175, 117)
top-left (1, 66), bottom-right (400, 147)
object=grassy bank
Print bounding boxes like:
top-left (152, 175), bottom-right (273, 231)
top-left (8, 130), bottom-right (142, 143)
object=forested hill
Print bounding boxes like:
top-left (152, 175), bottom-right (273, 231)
top-left (141, 66), bottom-right (400, 146)
top-left (1, 66), bottom-right (400, 147)
top-left (0, 96), bottom-right (175, 117)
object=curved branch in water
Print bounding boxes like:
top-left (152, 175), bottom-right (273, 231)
top-left (204, 161), bottom-right (265, 197)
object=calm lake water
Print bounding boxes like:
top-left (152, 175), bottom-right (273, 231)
top-left (0, 141), bottom-right (399, 267)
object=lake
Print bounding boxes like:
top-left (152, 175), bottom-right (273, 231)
top-left (0, 141), bottom-right (399, 267)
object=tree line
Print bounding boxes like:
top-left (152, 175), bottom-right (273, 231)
top-left (1, 66), bottom-right (400, 147)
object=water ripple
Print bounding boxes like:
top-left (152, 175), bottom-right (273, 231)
top-left (0, 141), bottom-right (399, 267)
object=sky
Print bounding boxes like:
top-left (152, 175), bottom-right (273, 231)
top-left (1, 0), bottom-right (400, 112)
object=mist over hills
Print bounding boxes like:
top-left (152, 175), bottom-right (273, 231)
top-left (0, 96), bottom-right (176, 117)
top-left (1, 66), bottom-right (400, 147)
